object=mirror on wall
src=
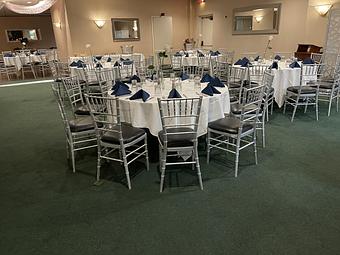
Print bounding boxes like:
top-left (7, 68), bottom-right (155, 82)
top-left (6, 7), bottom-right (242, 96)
top-left (6, 29), bottom-right (40, 42)
top-left (111, 18), bottom-right (140, 41)
top-left (232, 4), bottom-right (281, 35)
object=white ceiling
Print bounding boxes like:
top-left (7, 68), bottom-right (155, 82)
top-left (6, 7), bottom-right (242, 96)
top-left (4, 0), bottom-right (41, 6)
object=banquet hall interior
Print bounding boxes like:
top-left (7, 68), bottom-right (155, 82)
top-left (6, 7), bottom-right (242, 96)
top-left (1, 0), bottom-right (340, 254)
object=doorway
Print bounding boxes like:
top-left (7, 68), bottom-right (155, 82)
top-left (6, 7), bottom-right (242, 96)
top-left (198, 15), bottom-right (213, 48)
top-left (151, 16), bottom-right (173, 53)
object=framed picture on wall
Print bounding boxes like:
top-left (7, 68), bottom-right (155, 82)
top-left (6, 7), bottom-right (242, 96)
top-left (5, 29), bottom-right (41, 42)
top-left (111, 18), bottom-right (141, 41)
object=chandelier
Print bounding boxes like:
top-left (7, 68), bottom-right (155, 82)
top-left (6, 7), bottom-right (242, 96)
top-left (0, 0), bottom-right (57, 14)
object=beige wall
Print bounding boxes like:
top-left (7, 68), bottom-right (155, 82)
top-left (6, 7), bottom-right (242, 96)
top-left (63, 0), bottom-right (190, 57)
top-left (193, 0), bottom-right (333, 58)
top-left (0, 16), bottom-right (56, 51)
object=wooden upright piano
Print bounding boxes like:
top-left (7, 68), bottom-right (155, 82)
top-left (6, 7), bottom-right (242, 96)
top-left (294, 44), bottom-right (322, 61)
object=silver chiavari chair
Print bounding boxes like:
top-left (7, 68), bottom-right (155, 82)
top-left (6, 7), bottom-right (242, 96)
top-left (119, 61), bottom-right (134, 81)
top-left (34, 54), bottom-right (49, 77)
top-left (228, 66), bottom-right (247, 103)
top-left (182, 65), bottom-right (204, 78)
top-left (311, 53), bottom-right (323, 64)
top-left (283, 63), bottom-right (323, 122)
top-left (131, 54), bottom-right (142, 69)
top-left (215, 61), bottom-right (230, 83)
top-left (157, 97), bottom-right (204, 192)
top-left (207, 85), bottom-right (265, 177)
top-left (170, 54), bottom-right (183, 74)
top-left (19, 54), bottom-right (36, 79)
top-left (0, 53), bottom-right (18, 80)
top-left (198, 55), bottom-right (211, 72)
top-left (62, 76), bottom-right (90, 116)
top-left (262, 71), bottom-right (275, 121)
top-left (85, 94), bottom-right (149, 189)
top-left (51, 83), bottom-right (97, 173)
top-left (248, 64), bottom-right (271, 85)
top-left (95, 69), bottom-right (115, 96)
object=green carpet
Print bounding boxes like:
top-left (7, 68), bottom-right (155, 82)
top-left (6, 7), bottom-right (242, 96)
top-left (0, 83), bottom-right (339, 255)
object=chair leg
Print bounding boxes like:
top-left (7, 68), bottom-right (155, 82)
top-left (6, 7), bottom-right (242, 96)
top-left (194, 144), bottom-right (203, 190)
top-left (234, 137), bottom-right (241, 178)
top-left (327, 98), bottom-right (332, 117)
top-left (337, 94), bottom-right (339, 112)
top-left (160, 148), bottom-right (167, 193)
top-left (254, 132), bottom-right (258, 165)
top-left (206, 130), bottom-right (211, 164)
top-left (283, 99), bottom-right (287, 114)
top-left (70, 144), bottom-right (76, 173)
top-left (96, 150), bottom-right (101, 182)
top-left (144, 137), bottom-right (149, 171)
top-left (304, 102), bottom-right (308, 113)
top-left (270, 100), bottom-right (274, 115)
top-left (316, 100), bottom-right (319, 121)
top-left (291, 104), bottom-right (298, 122)
top-left (262, 116), bottom-right (266, 148)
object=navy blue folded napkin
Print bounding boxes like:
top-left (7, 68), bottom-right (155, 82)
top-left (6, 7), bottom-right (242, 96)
top-left (168, 88), bottom-right (182, 98)
top-left (201, 73), bottom-right (213, 83)
top-left (123, 60), bottom-right (133, 65)
top-left (174, 52), bottom-right (182, 57)
top-left (274, 55), bottom-right (282, 60)
top-left (112, 81), bottom-right (129, 91)
top-left (114, 61), bottom-right (120, 67)
top-left (128, 75), bottom-right (141, 83)
top-left (180, 72), bottom-right (190, 81)
top-left (210, 51), bottom-right (217, 56)
top-left (198, 52), bottom-right (205, 57)
top-left (289, 61), bottom-right (301, 68)
top-left (4, 53), bottom-right (14, 57)
top-left (69, 61), bottom-right (78, 67)
top-left (254, 56), bottom-right (260, 61)
top-left (201, 84), bottom-right (221, 96)
top-left (235, 57), bottom-right (249, 67)
top-left (215, 50), bottom-right (221, 55)
top-left (208, 77), bottom-right (225, 87)
top-left (95, 56), bottom-right (102, 61)
top-left (270, 61), bottom-right (279, 69)
top-left (35, 52), bottom-right (41, 55)
top-left (107, 57), bottom-right (112, 62)
top-left (129, 89), bottom-right (150, 102)
top-left (185, 53), bottom-right (189, 57)
top-left (303, 58), bottom-right (315, 64)
top-left (96, 63), bottom-right (103, 68)
top-left (76, 60), bottom-right (86, 68)
top-left (111, 81), bottom-right (131, 96)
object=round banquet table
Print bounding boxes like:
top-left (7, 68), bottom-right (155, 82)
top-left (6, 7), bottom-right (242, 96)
top-left (236, 60), bottom-right (318, 108)
top-left (3, 54), bottom-right (50, 71)
top-left (109, 78), bottom-right (231, 137)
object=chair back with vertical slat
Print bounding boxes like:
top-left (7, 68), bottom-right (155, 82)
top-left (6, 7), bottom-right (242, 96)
top-left (95, 69), bottom-right (115, 95)
top-left (85, 95), bottom-right (123, 143)
top-left (182, 65), bottom-right (203, 78)
top-left (157, 97), bottom-right (203, 147)
top-left (239, 85), bottom-right (265, 123)
top-left (62, 76), bottom-right (85, 114)
top-left (248, 64), bottom-right (270, 85)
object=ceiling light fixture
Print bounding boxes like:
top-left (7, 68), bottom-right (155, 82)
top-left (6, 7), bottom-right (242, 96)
top-left (255, 16), bottom-right (263, 23)
top-left (94, 20), bottom-right (106, 29)
top-left (314, 4), bottom-right (332, 16)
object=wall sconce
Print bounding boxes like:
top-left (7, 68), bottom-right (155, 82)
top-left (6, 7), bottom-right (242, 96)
top-left (93, 20), bottom-right (106, 29)
top-left (54, 22), bottom-right (61, 29)
top-left (314, 4), bottom-right (332, 16)
top-left (255, 16), bottom-right (263, 23)
top-left (198, 0), bottom-right (205, 4)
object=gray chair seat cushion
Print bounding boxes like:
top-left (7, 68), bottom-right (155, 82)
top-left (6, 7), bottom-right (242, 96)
top-left (310, 81), bottom-right (338, 90)
top-left (158, 127), bottom-right (195, 147)
top-left (208, 117), bottom-right (253, 134)
top-left (69, 116), bottom-right (95, 132)
top-left (287, 86), bottom-right (316, 94)
top-left (101, 124), bottom-right (145, 144)
top-left (74, 105), bottom-right (90, 115)
top-left (231, 103), bottom-right (258, 115)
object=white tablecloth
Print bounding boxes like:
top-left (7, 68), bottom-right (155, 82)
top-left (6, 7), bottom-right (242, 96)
top-left (70, 53), bottom-right (144, 64)
top-left (70, 62), bottom-right (136, 81)
top-left (239, 61), bottom-right (317, 108)
top-left (3, 54), bottom-right (51, 70)
top-left (109, 78), bottom-right (230, 137)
